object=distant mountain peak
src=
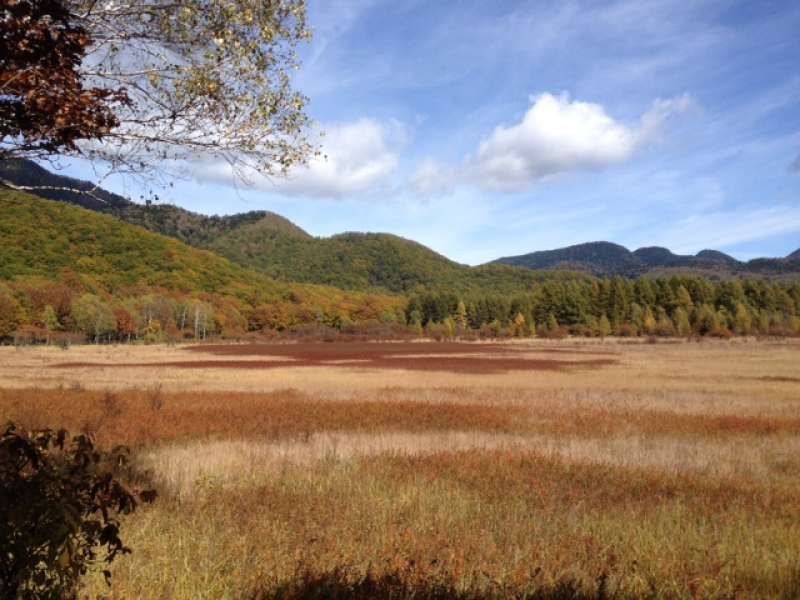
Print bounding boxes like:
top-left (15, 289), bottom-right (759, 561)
top-left (4, 160), bottom-right (799, 284)
top-left (695, 249), bottom-right (738, 264)
top-left (633, 246), bottom-right (679, 266)
top-left (246, 212), bottom-right (311, 239)
top-left (494, 240), bottom-right (798, 278)
top-left (493, 241), bottom-right (638, 276)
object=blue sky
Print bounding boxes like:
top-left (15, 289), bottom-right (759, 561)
top-left (67, 0), bottom-right (799, 264)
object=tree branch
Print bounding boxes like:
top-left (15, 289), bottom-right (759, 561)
top-left (0, 177), bottom-right (108, 205)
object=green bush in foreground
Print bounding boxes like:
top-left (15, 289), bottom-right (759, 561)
top-left (0, 423), bottom-right (155, 599)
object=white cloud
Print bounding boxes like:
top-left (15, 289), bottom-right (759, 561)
top-left (467, 92), bottom-right (694, 192)
top-left (196, 118), bottom-right (401, 198)
top-left (274, 119), bottom-right (400, 197)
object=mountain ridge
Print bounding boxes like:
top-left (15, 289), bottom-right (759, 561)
top-left (2, 159), bottom-right (798, 287)
top-left (492, 241), bottom-right (799, 278)
top-left (0, 160), bottom-right (560, 294)
top-left (0, 159), bottom-right (308, 246)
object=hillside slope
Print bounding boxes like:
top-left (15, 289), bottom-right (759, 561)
top-left (208, 227), bottom-right (559, 294)
top-left (0, 190), bottom-right (273, 295)
top-left (1, 160), bottom-right (554, 295)
top-left (0, 159), bottom-right (308, 247)
top-left (0, 190), bottom-right (400, 307)
top-left (0, 191), bottom-right (406, 339)
top-left (6, 159), bottom-right (796, 288)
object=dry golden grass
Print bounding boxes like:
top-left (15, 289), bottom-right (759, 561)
top-left (1, 338), bottom-right (799, 598)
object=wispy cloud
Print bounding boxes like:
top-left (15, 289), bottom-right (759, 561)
top-left (652, 206), bottom-right (800, 254)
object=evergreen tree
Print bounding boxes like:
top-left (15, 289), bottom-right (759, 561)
top-left (512, 312), bottom-right (527, 337)
top-left (675, 285), bottom-right (693, 314)
top-left (41, 305), bottom-right (60, 332)
top-left (608, 277), bottom-right (630, 328)
top-left (598, 314), bottom-right (612, 338)
top-left (40, 304), bottom-right (60, 343)
top-left (769, 311), bottom-right (787, 335)
top-left (655, 313), bottom-right (675, 337)
top-left (642, 306), bottom-right (656, 335)
top-left (756, 310), bottom-right (771, 335)
top-left (788, 315), bottom-right (800, 336)
top-left (455, 301), bottom-right (468, 335)
top-left (629, 303), bottom-right (644, 335)
top-left (673, 307), bottom-right (692, 337)
top-left (733, 302), bottom-right (752, 335)
top-left (583, 314), bottom-right (598, 337)
top-left (693, 304), bottom-right (718, 336)
top-left (634, 278), bottom-right (656, 307)
top-left (543, 313), bottom-right (561, 338)
top-left (442, 316), bottom-right (456, 339)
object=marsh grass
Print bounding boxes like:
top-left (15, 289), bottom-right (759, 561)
top-left (1, 340), bottom-right (799, 598)
top-left (78, 453), bottom-right (800, 599)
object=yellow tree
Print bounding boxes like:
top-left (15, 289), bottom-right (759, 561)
top-left (0, 289), bottom-right (22, 339)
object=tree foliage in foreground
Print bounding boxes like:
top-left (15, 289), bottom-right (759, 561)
top-left (0, 0), bottom-right (127, 160)
top-left (0, 423), bottom-right (155, 598)
top-left (2, 0), bottom-right (315, 182)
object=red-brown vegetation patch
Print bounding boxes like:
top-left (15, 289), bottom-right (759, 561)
top-left (530, 407), bottom-right (800, 437)
top-left (0, 388), bottom-right (527, 448)
top-left (187, 341), bottom-right (514, 359)
top-left (525, 346), bottom-right (621, 356)
top-left (51, 342), bottom-right (618, 374)
top-left (758, 375), bottom-right (800, 384)
top-left (368, 449), bottom-right (800, 516)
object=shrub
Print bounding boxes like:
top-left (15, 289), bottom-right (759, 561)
top-left (708, 326), bottom-right (734, 339)
top-left (425, 321), bottom-right (450, 341)
top-left (0, 423), bottom-right (156, 598)
top-left (616, 323), bottom-right (637, 338)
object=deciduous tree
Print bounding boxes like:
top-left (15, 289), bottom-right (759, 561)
top-left (2, 0), bottom-right (316, 187)
top-left (0, 289), bottom-right (22, 339)
top-left (71, 293), bottom-right (114, 342)
top-left (0, 0), bottom-right (127, 162)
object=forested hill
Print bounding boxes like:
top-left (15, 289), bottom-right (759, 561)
top-left (0, 160), bottom-right (558, 295)
top-left (206, 227), bottom-right (563, 295)
top-left (0, 190), bottom-right (268, 294)
top-left (0, 190), bottom-right (406, 338)
top-left (4, 160), bottom-right (798, 292)
top-left (0, 159), bottom-right (309, 247)
top-left (493, 241), bottom-right (800, 279)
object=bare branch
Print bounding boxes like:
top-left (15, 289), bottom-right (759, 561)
top-left (0, 176), bottom-right (108, 205)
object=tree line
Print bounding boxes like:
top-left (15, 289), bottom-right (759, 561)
top-left (0, 275), bottom-right (405, 345)
top-left (406, 276), bottom-right (800, 339)
top-left (2, 272), bottom-right (799, 344)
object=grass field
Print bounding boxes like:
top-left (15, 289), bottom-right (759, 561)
top-left (2, 339), bottom-right (799, 598)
